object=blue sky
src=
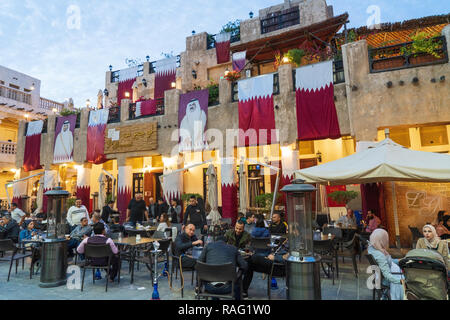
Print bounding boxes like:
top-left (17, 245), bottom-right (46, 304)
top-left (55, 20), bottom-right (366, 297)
top-left (1, 0), bottom-right (448, 107)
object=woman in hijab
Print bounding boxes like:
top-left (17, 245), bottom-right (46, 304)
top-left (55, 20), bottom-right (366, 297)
top-left (416, 224), bottom-right (449, 270)
top-left (368, 228), bottom-right (404, 300)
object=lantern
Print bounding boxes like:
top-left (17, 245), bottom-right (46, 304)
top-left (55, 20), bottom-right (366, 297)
top-left (281, 179), bottom-right (321, 300)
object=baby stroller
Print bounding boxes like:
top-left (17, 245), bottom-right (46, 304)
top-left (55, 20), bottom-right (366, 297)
top-left (399, 249), bottom-right (449, 300)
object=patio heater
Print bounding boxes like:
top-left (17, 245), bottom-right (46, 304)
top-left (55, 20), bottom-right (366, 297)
top-left (281, 179), bottom-right (321, 300)
top-left (40, 186), bottom-right (70, 288)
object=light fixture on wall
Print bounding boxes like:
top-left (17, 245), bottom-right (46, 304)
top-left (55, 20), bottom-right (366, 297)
top-left (192, 70), bottom-right (197, 79)
top-left (146, 55), bottom-right (150, 62)
top-left (124, 92), bottom-right (130, 98)
top-left (52, 108), bottom-right (58, 113)
top-left (109, 65), bottom-right (113, 71)
top-left (142, 78), bottom-right (148, 87)
top-left (30, 83), bottom-right (35, 91)
top-left (171, 82), bottom-right (176, 88)
top-left (249, 11), bottom-right (254, 18)
top-left (86, 99), bottom-right (91, 108)
top-left (282, 56), bottom-right (289, 63)
top-left (192, 30), bottom-right (196, 35)
top-left (103, 88), bottom-right (109, 97)
top-left (316, 150), bottom-right (322, 162)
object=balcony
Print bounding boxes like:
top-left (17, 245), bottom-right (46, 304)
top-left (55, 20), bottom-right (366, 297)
top-left (128, 98), bottom-right (165, 120)
top-left (0, 84), bottom-right (32, 105)
top-left (39, 97), bottom-right (64, 112)
top-left (231, 73), bottom-right (280, 103)
top-left (0, 141), bottom-right (16, 164)
top-left (107, 105), bottom-right (121, 123)
top-left (369, 36), bottom-right (448, 73)
top-left (260, 6), bottom-right (300, 35)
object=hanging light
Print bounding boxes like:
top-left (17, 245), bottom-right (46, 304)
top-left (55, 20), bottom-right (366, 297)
top-left (249, 11), bottom-right (254, 18)
top-left (103, 88), bottom-right (109, 96)
top-left (125, 92), bottom-right (130, 98)
top-left (146, 55), bottom-right (150, 62)
top-left (109, 65), bottom-right (113, 71)
top-left (171, 82), bottom-right (176, 88)
top-left (142, 78), bottom-right (148, 87)
top-left (191, 70), bottom-right (197, 79)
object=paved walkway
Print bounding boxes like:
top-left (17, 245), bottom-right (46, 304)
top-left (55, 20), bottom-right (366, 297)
top-left (0, 255), bottom-right (373, 300)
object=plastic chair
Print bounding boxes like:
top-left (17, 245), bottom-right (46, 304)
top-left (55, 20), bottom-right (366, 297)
top-left (0, 239), bottom-right (32, 281)
top-left (81, 244), bottom-right (117, 292)
top-left (195, 261), bottom-right (239, 300)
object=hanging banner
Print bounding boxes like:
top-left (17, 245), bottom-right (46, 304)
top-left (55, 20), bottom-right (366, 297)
top-left (117, 66), bottom-right (139, 105)
top-left (135, 98), bottom-right (157, 117)
top-left (238, 74), bottom-right (277, 147)
top-left (221, 158), bottom-right (238, 225)
top-left (215, 32), bottom-right (231, 64)
top-left (23, 120), bottom-right (43, 172)
top-left (76, 167), bottom-right (91, 212)
top-left (87, 109), bottom-right (109, 165)
top-left (295, 60), bottom-right (341, 141)
top-left (163, 170), bottom-right (183, 203)
top-left (117, 166), bottom-right (132, 223)
top-left (232, 51), bottom-right (246, 72)
top-left (178, 89), bottom-right (209, 152)
top-left (154, 57), bottom-right (177, 100)
top-left (53, 114), bottom-right (76, 164)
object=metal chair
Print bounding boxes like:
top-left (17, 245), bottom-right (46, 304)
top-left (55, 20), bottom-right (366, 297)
top-left (195, 261), bottom-right (239, 300)
top-left (0, 239), bottom-right (33, 281)
top-left (81, 244), bottom-right (117, 292)
top-left (170, 241), bottom-right (195, 298)
top-left (314, 239), bottom-right (337, 285)
top-left (366, 254), bottom-right (391, 300)
top-left (134, 239), bottom-right (171, 279)
top-left (338, 234), bottom-right (361, 277)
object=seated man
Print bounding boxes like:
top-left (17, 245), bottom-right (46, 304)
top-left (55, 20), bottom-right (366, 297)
top-left (0, 214), bottom-right (20, 243)
top-left (337, 208), bottom-right (357, 228)
top-left (268, 212), bottom-right (288, 235)
top-left (242, 241), bottom-right (288, 298)
top-left (90, 212), bottom-right (110, 236)
top-left (77, 222), bottom-right (120, 282)
top-left (67, 217), bottom-right (92, 257)
top-left (9, 203), bottom-right (25, 225)
top-left (224, 220), bottom-right (251, 249)
top-left (363, 210), bottom-right (381, 233)
top-left (110, 216), bottom-right (125, 234)
top-left (174, 223), bottom-right (203, 269)
top-left (198, 236), bottom-right (248, 300)
top-left (244, 212), bottom-right (256, 234)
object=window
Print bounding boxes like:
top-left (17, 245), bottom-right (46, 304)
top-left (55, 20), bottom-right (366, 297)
top-left (420, 125), bottom-right (449, 147)
top-left (132, 173), bottom-right (144, 198)
top-left (389, 127), bottom-right (411, 147)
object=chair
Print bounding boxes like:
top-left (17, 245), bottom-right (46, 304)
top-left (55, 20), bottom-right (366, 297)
top-left (81, 244), bottom-right (117, 292)
top-left (408, 226), bottom-right (422, 248)
top-left (134, 239), bottom-right (171, 280)
top-left (0, 239), bottom-right (33, 281)
top-left (314, 239), bottom-right (337, 285)
top-left (366, 254), bottom-right (392, 300)
top-left (170, 242), bottom-right (196, 298)
top-left (337, 234), bottom-right (361, 277)
top-left (195, 261), bottom-right (240, 300)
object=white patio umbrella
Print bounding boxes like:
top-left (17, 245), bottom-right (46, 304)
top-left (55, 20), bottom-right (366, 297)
top-left (239, 159), bottom-right (248, 215)
top-left (295, 138), bottom-right (450, 247)
top-left (98, 172), bottom-right (107, 211)
top-left (206, 164), bottom-right (221, 227)
top-left (34, 175), bottom-right (44, 214)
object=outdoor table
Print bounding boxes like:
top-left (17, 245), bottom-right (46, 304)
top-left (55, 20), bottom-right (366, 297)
top-left (125, 226), bottom-right (157, 238)
top-left (313, 234), bottom-right (336, 242)
top-left (114, 236), bottom-right (162, 283)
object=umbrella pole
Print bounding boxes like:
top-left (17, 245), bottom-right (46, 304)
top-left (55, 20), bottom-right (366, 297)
top-left (391, 182), bottom-right (401, 249)
top-left (270, 171), bottom-right (280, 221)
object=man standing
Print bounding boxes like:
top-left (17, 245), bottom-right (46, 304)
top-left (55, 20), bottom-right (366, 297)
top-left (268, 212), bottom-right (288, 234)
top-left (198, 236), bottom-right (248, 299)
top-left (126, 193), bottom-right (149, 226)
top-left (174, 223), bottom-right (203, 269)
top-left (53, 120), bottom-right (74, 163)
top-left (67, 199), bottom-right (91, 230)
top-left (225, 220), bottom-right (251, 249)
top-left (101, 200), bottom-right (115, 223)
top-left (0, 215), bottom-right (20, 243)
top-left (183, 195), bottom-right (207, 233)
top-left (148, 197), bottom-right (157, 220)
top-left (156, 198), bottom-right (169, 221)
top-left (169, 199), bottom-right (181, 223)
top-left (9, 202), bottom-right (25, 224)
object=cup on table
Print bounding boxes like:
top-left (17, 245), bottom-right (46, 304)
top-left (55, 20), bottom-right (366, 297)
top-left (65, 234), bottom-right (70, 240)
top-left (136, 234), bottom-right (141, 242)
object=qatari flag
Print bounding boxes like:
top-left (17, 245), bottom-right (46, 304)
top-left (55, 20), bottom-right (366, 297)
top-left (86, 109), bottom-right (109, 165)
top-left (53, 114), bottom-right (76, 164)
top-left (23, 120), bottom-right (43, 172)
top-left (135, 98), bottom-right (157, 117)
top-left (221, 158), bottom-right (237, 225)
top-left (295, 60), bottom-right (341, 141)
top-left (238, 74), bottom-right (277, 147)
top-left (154, 57), bottom-right (177, 100)
top-left (215, 32), bottom-right (231, 64)
top-left (178, 89), bottom-right (208, 152)
top-left (117, 66), bottom-right (138, 105)
top-left (232, 51), bottom-right (246, 72)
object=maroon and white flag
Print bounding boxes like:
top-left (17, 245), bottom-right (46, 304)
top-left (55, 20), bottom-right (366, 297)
top-left (135, 98), bottom-right (157, 117)
top-left (23, 120), bottom-right (43, 172)
top-left (238, 74), bottom-right (277, 147)
top-left (42, 170), bottom-right (57, 214)
top-left (232, 51), bottom-right (246, 72)
top-left (221, 158), bottom-right (238, 225)
top-left (162, 169), bottom-right (183, 203)
top-left (117, 66), bottom-right (138, 105)
top-left (117, 166), bottom-right (132, 223)
top-left (215, 32), bottom-right (231, 64)
top-left (280, 149), bottom-right (299, 217)
top-left (87, 109), bottom-right (109, 165)
top-left (154, 57), bottom-right (177, 100)
top-left (76, 166), bottom-right (91, 212)
top-left (12, 177), bottom-right (27, 210)
top-left (295, 60), bottom-right (341, 141)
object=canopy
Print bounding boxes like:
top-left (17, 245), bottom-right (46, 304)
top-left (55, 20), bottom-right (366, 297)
top-left (295, 138), bottom-right (450, 185)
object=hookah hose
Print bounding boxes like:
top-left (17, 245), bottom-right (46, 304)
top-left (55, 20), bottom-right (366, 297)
top-left (164, 255), bottom-right (185, 292)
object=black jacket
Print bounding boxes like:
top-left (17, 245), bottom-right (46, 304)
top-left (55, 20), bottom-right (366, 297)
top-left (198, 240), bottom-right (248, 271)
top-left (101, 205), bottom-right (115, 222)
top-left (183, 205), bottom-right (206, 230)
top-left (174, 232), bottom-right (198, 256)
top-left (156, 202), bottom-right (169, 219)
top-left (269, 221), bottom-right (288, 234)
top-left (0, 220), bottom-right (20, 242)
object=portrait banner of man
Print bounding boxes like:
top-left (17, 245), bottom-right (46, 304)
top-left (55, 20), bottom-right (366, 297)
top-left (178, 89), bottom-right (209, 153)
top-left (53, 114), bottom-right (77, 164)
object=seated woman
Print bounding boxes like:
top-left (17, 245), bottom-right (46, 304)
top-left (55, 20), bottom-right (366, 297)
top-left (368, 229), bottom-right (404, 300)
top-left (157, 213), bottom-right (171, 232)
top-left (19, 220), bottom-right (37, 242)
top-left (251, 214), bottom-right (270, 238)
top-left (416, 224), bottom-right (449, 271)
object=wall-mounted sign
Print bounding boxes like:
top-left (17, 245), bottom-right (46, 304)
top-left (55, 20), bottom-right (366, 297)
top-left (104, 122), bottom-right (157, 154)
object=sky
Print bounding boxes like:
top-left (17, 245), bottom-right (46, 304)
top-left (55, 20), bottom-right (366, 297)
top-left (0, 0), bottom-right (449, 107)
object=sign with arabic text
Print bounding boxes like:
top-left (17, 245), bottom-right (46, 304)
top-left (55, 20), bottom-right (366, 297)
top-left (104, 122), bottom-right (157, 154)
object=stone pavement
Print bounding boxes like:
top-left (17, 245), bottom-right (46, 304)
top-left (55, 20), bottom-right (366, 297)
top-left (0, 255), bottom-right (373, 300)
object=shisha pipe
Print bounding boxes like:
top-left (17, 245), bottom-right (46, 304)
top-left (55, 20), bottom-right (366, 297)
top-left (151, 241), bottom-right (161, 300)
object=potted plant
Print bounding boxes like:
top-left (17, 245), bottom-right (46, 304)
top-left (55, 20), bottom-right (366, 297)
top-left (255, 193), bottom-right (280, 213)
top-left (284, 49), bottom-right (305, 67)
top-left (224, 70), bottom-right (241, 82)
top-left (327, 190), bottom-right (358, 206)
top-left (207, 81), bottom-right (219, 106)
top-left (401, 32), bottom-right (444, 65)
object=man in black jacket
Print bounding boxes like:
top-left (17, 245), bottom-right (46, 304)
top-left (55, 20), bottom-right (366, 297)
top-left (101, 200), bottom-right (115, 223)
top-left (183, 196), bottom-right (207, 233)
top-left (268, 212), bottom-right (288, 234)
top-left (174, 223), bottom-right (203, 268)
top-left (198, 236), bottom-right (248, 299)
top-left (0, 215), bottom-right (20, 243)
top-left (156, 198), bottom-right (169, 221)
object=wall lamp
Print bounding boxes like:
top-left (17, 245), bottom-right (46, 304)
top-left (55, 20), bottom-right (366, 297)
top-left (440, 75), bottom-right (445, 82)
top-left (146, 55), bottom-right (150, 62)
top-left (249, 11), bottom-right (254, 18)
top-left (399, 80), bottom-right (405, 86)
top-left (109, 65), bottom-right (113, 71)
top-left (103, 88), bottom-right (109, 97)
top-left (316, 150), bottom-right (322, 162)
top-left (192, 70), bottom-right (197, 79)
top-left (142, 78), bottom-right (148, 87)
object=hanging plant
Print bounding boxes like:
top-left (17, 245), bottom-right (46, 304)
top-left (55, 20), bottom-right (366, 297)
top-left (284, 49), bottom-right (305, 67)
top-left (224, 70), bottom-right (241, 82)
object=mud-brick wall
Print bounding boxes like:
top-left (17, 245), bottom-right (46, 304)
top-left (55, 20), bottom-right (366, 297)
top-left (384, 181), bottom-right (450, 247)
